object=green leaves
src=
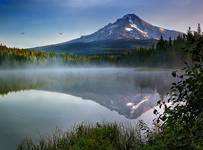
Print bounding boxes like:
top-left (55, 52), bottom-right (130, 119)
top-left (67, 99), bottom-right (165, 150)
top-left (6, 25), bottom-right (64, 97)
top-left (153, 27), bottom-right (203, 149)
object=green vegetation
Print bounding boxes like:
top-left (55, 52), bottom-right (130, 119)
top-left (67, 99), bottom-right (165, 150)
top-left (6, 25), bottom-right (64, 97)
top-left (0, 31), bottom-right (191, 68)
top-left (0, 45), bottom-right (119, 67)
top-left (16, 26), bottom-right (203, 149)
top-left (0, 45), bottom-right (55, 68)
top-left (17, 123), bottom-right (146, 150)
top-left (151, 24), bottom-right (203, 149)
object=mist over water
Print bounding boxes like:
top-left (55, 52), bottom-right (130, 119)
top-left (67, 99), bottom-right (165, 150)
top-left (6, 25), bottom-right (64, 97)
top-left (0, 67), bottom-right (175, 150)
top-left (0, 67), bottom-right (175, 118)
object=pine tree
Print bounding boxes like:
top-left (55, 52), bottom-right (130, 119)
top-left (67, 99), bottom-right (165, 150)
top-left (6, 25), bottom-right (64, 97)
top-left (169, 37), bottom-right (172, 47)
top-left (160, 35), bottom-right (164, 41)
top-left (187, 27), bottom-right (194, 42)
top-left (188, 27), bottom-right (192, 34)
top-left (197, 23), bottom-right (201, 35)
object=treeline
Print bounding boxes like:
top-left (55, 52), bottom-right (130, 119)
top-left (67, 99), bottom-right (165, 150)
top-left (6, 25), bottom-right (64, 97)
top-left (0, 45), bottom-right (55, 67)
top-left (0, 45), bottom-right (118, 68)
top-left (0, 44), bottom-right (182, 68)
top-left (0, 24), bottom-right (202, 68)
top-left (119, 34), bottom-right (191, 67)
top-left (114, 24), bottom-right (203, 67)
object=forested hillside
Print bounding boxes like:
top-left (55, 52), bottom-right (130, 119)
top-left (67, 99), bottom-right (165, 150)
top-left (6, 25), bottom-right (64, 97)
top-left (0, 26), bottom-right (198, 68)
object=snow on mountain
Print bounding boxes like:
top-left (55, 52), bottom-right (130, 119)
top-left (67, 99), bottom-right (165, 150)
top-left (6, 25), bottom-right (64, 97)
top-left (33, 14), bottom-right (183, 53)
top-left (67, 14), bottom-right (182, 43)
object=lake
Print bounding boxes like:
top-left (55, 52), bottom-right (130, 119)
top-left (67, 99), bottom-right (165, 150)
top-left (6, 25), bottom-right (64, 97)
top-left (0, 68), bottom-right (174, 149)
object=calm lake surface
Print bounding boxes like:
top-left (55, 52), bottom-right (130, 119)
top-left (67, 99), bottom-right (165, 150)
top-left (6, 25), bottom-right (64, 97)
top-left (0, 68), bottom-right (174, 149)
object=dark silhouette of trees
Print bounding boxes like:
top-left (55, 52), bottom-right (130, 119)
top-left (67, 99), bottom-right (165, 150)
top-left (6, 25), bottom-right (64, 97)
top-left (197, 23), bottom-right (201, 35)
top-left (152, 24), bottom-right (203, 149)
top-left (0, 24), bottom-right (202, 68)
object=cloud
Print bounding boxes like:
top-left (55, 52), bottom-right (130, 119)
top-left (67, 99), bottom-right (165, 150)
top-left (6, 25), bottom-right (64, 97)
top-left (59, 0), bottom-right (116, 8)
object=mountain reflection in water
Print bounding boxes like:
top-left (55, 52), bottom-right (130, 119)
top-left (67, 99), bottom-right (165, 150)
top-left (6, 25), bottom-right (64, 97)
top-left (0, 68), bottom-right (174, 119)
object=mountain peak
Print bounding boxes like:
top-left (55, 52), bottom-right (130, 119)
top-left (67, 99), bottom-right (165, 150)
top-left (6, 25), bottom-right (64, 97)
top-left (67, 14), bottom-right (182, 43)
top-left (34, 14), bottom-right (183, 53)
top-left (123, 14), bottom-right (140, 19)
top-left (38, 14), bottom-right (183, 48)
top-left (115, 13), bottom-right (143, 25)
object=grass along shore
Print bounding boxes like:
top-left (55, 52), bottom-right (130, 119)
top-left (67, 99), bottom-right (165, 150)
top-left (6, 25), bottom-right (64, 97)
top-left (17, 122), bottom-right (154, 150)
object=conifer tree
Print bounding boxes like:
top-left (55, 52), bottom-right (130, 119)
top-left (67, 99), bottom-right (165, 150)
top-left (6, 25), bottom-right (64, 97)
top-left (169, 37), bottom-right (172, 47)
top-left (187, 27), bottom-right (194, 42)
top-left (197, 23), bottom-right (201, 35)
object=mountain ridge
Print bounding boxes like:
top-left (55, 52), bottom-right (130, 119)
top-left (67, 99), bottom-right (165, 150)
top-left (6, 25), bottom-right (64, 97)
top-left (66, 14), bottom-right (182, 43)
top-left (33, 14), bottom-right (183, 54)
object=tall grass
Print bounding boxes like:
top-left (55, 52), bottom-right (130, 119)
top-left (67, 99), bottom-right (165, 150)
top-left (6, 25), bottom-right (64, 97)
top-left (17, 122), bottom-right (151, 150)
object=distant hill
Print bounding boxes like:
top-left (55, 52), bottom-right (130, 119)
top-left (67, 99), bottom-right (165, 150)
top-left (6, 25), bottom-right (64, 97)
top-left (33, 14), bottom-right (183, 55)
top-left (33, 39), bottom-right (157, 55)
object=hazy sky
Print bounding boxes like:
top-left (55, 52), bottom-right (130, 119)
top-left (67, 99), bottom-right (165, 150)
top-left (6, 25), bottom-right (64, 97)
top-left (0, 0), bottom-right (203, 48)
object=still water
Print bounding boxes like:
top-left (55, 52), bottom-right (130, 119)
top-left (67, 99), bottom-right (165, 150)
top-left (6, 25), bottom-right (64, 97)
top-left (0, 68), bottom-right (174, 149)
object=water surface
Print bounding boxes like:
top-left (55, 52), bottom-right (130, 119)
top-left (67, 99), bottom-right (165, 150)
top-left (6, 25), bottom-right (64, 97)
top-left (0, 68), bottom-right (174, 149)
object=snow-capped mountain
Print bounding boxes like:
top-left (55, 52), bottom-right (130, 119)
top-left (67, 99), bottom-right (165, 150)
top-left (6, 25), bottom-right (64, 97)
top-left (33, 14), bottom-right (182, 54)
top-left (68, 14), bottom-right (181, 43)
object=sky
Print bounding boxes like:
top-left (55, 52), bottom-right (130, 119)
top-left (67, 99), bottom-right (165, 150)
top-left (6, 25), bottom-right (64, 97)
top-left (0, 0), bottom-right (203, 48)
